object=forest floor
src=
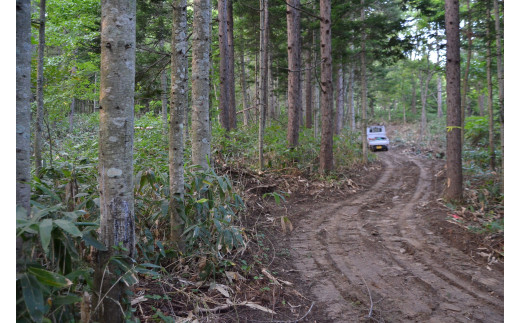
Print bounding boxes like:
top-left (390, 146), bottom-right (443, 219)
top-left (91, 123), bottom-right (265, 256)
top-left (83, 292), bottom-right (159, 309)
top-left (135, 132), bottom-right (504, 322)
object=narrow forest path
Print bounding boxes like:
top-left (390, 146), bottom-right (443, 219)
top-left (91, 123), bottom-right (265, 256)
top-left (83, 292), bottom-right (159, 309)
top-left (287, 149), bottom-right (504, 322)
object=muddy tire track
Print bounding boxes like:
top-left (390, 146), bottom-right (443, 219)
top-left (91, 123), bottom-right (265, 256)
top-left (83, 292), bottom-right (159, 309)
top-left (289, 149), bottom-right (503, 322)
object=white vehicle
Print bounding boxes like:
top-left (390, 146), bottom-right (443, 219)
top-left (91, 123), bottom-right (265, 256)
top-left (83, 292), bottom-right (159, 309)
top-left (367, 125), bottom-right (389, 151)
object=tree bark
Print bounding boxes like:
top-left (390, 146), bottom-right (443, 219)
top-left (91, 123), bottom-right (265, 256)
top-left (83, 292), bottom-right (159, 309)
top-left (436, 28), bottom-right (443, 118)
top-left (411, 74), bottom-right (417, 115)
top-left (319, 0), bottom-right (333, 173)
top-left (239, 40), bottom-right (249, 126)
top-left (218, 0), bottom-right (230, 131)
top-left (35, 0), bottom-right (46, 177)
top-left (347, 64), bottom-right (355, 130)
top-left (93, 0), bottom-right (136, 321)
top-left (286, 0), bottom-right (301, 147)
top-left (258, 0), bottom-right (268, 169)
top-left (191, 0), bottom-right (212, 169)
top-left (461, 0), bottom-right (472, 144)
top-left (268, 51), bottom-right (275, 123)
top-left (335, 62), bottom-right (344, 134)
top-left (161, 40), bottom-right (169, 136)
top-left (444, 0), bottom-right (463, 201)
top-left (493, 0), bottom-right (504, 168)
top-left (17, 0), bottom-right (32, 217)
top-left (304, 49), bottom-right (313, 129)
top-left (227, 0), bottom-right (237, 129)
top-left (169, 0), bottom-right (188, 249)
top-left (486, 3), bottom-right (495, 170)
top-left (361, 0), bottom-right (368, 163)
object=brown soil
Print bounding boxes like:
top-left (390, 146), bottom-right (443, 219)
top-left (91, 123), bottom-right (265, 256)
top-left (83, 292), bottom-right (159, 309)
top-left (134, 146), bottom-right (504, 322)
top-left (278, 148), bottom-right (504, 322)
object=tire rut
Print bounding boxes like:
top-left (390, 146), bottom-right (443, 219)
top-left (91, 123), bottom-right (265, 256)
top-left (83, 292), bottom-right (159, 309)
top-left (289, 149), bottom-right (504, 322)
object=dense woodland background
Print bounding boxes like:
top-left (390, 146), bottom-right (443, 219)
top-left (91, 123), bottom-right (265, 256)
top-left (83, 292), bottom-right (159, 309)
top-left (15, 0), bottom-right (504, 321)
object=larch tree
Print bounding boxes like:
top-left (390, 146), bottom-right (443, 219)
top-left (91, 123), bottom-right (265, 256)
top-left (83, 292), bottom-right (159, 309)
top-left (34, 0), bottom-right (46, 177)
top-left (485, 1), bottom-right (495, 170)
top-left (161, 39), bottom-right (169, 136)
top-left (335, 62), bottom-right (344, 134)
top-left (218, 0), bottom-right (230, 131)
top-left (361, 0), bottom-right (368, 163)
top-left (493, 0), bottom-right (503, 167)
top-left (16, 0), bottom-right (32, 216)
top-left (227, 0), bottom-right (237, 129)
top-left (461, 0), bottom-right (473, 143)
top-left (93, 0), bottom-right (137, 321)
top-left (239, 38), bottom-right (250, 126)
top-left (259, 0), bottom-right (269, 169)
top-left (286, 0), bottom-right (301, 147)
top-left (191, 0), bottom-right (212, 169)
top-left (319, 0), bottom-right (334, 173)
top-left (347, 64), bottom-right (355, 130)
top-left (304, 48), bottom-right (313, 129)
top-left (444, 0), bottom-right (463, 201)
top-left (169, 0), bottom-right (188, 248)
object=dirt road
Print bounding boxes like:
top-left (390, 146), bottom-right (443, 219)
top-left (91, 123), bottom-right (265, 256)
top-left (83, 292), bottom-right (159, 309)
top-left (288, 149), bottom-right (504, 322)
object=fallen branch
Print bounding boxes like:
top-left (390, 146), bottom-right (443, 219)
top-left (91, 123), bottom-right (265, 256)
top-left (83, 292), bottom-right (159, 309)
top-left (361, 276), bottom-right (374, 319)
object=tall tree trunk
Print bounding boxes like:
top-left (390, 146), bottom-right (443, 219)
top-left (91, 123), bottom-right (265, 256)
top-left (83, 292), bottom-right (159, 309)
top-left (347, 64), bottom-right (355, 130)
top-left (35, 0), bottom-right (46, 177)
top-left (493, 0), bottom-right (503, 169)
top-left (420, 71), bottom-right (433, 141)
top-left (361, 0), bottom-right (368, 163)
top-left (191, 0), bottom-right (212, 169)
top-left (16, 0), bottom-right (32, 217)
top-left (239, 41), bottom-right (249, 126)
top-left (93, 0), bottom-right (136, 321)
top-left (486, 3), bottom-right (495, 170)
top-left (258, 0), bottom-right (268, 169)
top-left (218, 0), bottom-right (230, 131)
top-left (304, 49), bottom-right (313, 129)
top-left (477, 81), bottom-right (485, 116)
top-left (335, 62), bottom-right (344, 134)
top-left (319, 0), bottom-right (333, 173)
top-left (461, 0), bottom-right (472, 143)
top-left (286, 0), bottom-right (301, 147)
top-left (169, 0), bottom-right (188, 249)
top-left (227, 0), bottom-right (237, 129)
top-left (444, 0), bottom-right (463, 201)
top-left (436, 28), bottom-right (443, 118)
top-left (268, 52), bottom-right (275, 123)
top-left (161, 40), bottom-right (169, 136)
top-left (411, 75), bottom-right (417, 115)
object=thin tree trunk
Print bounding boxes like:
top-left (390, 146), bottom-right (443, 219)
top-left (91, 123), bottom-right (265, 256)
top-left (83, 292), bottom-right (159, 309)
top-left (218, 0), bottom-right (230, 131)
top-left (239, 41), bottom-right (249, 126)
top-left (347, 64), bottom-right (355, 130)
top-left (335, 62), bottom-right (344, 134)
top-left (227, 0), bottom-right (237, 129)
top-left (258, 0), bottom-right (268, 169)
top-left (420, 71), bottom-right (433, 141)
top-left (436, 28), bottom-right (443, 118)
top-left (411, 75), bottom-right (417, 115)
top-left (169, 0), bottom-right (188, 249)
top-left (361, 0), bottom-right (368, 163)
top-left (304, 49), bottom-right (313, 129)
top-left (486, 3), bottom-right (495, 170)
top-left (319, 0), bottom-right (333, 173)
top-left (161, 40), bottom-right (169, 136)
top-left (268, 51), bottom-right (275, 124)
top-left (461, 0), bottom-right (472, 143)
top-left (35, 0), bottom-right (46, 177)
top-left (93, 0), bottom-right (136, 321)
top-left (493, 0), bottom-right (504, 169)
top-left (444, 0), bottom-right (463, 201)
top-left (69, 97), bottom-right (75, 133)
top-left (286, 0), bottom-right (301, 147)
top-left (17, 0), bottom-right (32, 217)
top-left (477, 81), bottom-right (485, 116)
top-left (191, 0), bottom-right (212, 169)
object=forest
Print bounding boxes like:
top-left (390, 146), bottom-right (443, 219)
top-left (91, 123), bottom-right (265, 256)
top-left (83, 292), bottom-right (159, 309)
top-left (16, 0), bottom-right (504, 322)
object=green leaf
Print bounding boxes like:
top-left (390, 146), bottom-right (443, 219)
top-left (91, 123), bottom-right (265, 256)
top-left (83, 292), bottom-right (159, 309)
top-left (52, 295), bottom-right (82, 306)
top-left (20, 273), bottom-right (45, 323)
top-left (82, 231), bottom-right (107, 251)
top-left (196, 198), bottom-right (209, 204)
top-left (39, 219), bottom-right (54, 254)
top-left (28, 267), bottom-right (72, 288)
top-left (54, 219), bottom-right (82, 237)
top-left (156, 240), bottom-right (166, 257)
